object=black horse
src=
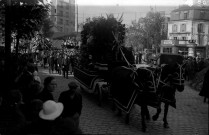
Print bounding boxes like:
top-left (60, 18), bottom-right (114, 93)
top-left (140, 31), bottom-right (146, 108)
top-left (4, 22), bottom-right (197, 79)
top-left (151, 54), bottom-right (186, 128)
top-left (109, 54), bottom-right (185, 132)
top-left (109, 65), bottom-right (160, 132)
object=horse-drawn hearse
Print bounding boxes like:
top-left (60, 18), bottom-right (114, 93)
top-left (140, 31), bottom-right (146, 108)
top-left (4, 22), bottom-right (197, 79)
top-left (74, 15), bottom-right (186, 132)
top-left (74, 51), bottom-right (186, 132)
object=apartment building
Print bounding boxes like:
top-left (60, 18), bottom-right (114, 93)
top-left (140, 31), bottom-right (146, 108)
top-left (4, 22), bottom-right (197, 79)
top-left (50, 0), bottom-right (75, 34)
top-left (160, 5), bottom-right (209, 58)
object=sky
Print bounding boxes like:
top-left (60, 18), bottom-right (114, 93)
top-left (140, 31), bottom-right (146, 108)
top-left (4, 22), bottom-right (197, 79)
top-left (76, 0), bottom-right (187, 6)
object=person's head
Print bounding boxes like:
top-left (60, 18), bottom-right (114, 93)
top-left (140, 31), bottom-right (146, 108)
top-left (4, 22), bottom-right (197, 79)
top-left (39, 100), bottom-right (64, 121)
top-left (68, 81), bottom-right (78, 93)
top-left (27, 63), bottom-right (35, 74)
top-left (44, 76), bottom-right (57, 92)
top-left (7, 89), bottom-right (23, 107)
top-left (30, 99), bottom-right (43, 117)
top-left (30, 81), bottom-right (43, 96)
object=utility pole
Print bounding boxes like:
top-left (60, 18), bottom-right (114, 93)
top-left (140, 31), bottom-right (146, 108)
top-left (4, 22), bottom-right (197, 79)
top-left (76, 2), bottom-right (78, 35)
top-left (5, 0), bottom-right (12, 91)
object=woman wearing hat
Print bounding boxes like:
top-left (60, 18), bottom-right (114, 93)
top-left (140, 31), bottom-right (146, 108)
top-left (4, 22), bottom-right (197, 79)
top-left (28, 100), bottom-right (78, 135)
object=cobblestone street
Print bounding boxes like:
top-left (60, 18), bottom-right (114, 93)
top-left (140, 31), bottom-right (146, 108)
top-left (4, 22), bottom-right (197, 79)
top-left (39, 67), bottom-right (208, 135)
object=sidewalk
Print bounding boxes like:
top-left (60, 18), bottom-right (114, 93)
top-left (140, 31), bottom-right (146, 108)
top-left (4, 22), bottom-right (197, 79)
top-left (1, 66), bottom-right (207, 135)
top-left (38, 66), bottom-right (208, 135)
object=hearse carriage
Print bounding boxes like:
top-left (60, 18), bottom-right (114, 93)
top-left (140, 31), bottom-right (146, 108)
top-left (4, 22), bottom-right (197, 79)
top-left (73, 62), bottom-right (109, 106)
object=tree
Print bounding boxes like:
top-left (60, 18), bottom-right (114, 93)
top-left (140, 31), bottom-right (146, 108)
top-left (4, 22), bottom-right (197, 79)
top-left (41, 18), bottom-right (54, 38)
top-left (0, 0), bottom-right (51, 54)
top-left (126, 10), bottom-right (167, 53)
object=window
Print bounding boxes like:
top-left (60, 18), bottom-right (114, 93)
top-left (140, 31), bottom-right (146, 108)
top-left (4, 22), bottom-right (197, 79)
top-left (65, 12), bottom-right (69, 18)
top-left (174, 37), bottom-right (178, 40)
top-left (198, 23), bottom-right (204, 33)
top-left (66, 5), bottom-right (69, 9)
top-left (175, 12), bottom-right (179, 19)
top-left (182, 37), bottom-right (187, 40)
top-left (172, 24), bottom-right (178, 32)
top-left (60, 2), bottom-right (63, 8)
top-left (181, 24), bottom-right (186, 32)
top-left (59, 11), bottom-right (63, 16)
top-left (54, 9), bottom-right (56, 13)
top-left (60, 27), bottom-right (63, 32)
top-left (65, 28), bottom-right (69, 33)
top-left (184, 12), bottom-right (188, 19)
top-left (200, 11), bottom-right (205, 19)
top-left (59, 19), bottom-right (63, 24)
top-left (163, 48), bottom-right (172, 53)
top-left (66, 20), bottom-right (69, 25)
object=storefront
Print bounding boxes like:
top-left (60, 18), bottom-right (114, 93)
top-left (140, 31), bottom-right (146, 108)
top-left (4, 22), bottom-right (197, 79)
top-left (160, 40), bottom-right (207, 58)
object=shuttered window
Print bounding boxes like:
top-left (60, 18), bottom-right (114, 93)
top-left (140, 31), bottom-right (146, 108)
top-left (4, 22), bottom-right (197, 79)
top-left (181, 24), bottom-right (186, 32)
top-left (172, 24), bottom-right (178, 32)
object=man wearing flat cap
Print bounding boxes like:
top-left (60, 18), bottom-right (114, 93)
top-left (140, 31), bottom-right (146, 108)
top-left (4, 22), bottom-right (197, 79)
top-left (58, 81), bottom-right (82, 128)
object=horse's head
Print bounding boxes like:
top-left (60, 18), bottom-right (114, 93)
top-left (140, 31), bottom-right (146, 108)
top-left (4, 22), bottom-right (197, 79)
top-left (136, 66), bottom-right (157, 93)
top-left (159, 62), bottom-right (185, 92)
top-left (170, 62), bottom-right (186, 92)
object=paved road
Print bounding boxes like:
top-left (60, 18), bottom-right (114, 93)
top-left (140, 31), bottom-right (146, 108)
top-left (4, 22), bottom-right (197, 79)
top-left (39, 67), bottom-right (208, 135)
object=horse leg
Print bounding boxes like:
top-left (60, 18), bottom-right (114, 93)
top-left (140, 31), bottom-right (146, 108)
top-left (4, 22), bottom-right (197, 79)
top-left (110, 97), bottom-right (116, 111)
top-left (203, 97), bottom-right (206, 103)
top-left (141, 105), bottom-right (147, 132)
top-left (125, 113), bottom-right (130, 124)
top-left (163, 103), bottom-right (169, 128)
top-left (117, 108), bottom-right (122, 116)
top-left (152, 102), bottom-right (161, 121)
top-left (145, 105), bottom-right (150, 120)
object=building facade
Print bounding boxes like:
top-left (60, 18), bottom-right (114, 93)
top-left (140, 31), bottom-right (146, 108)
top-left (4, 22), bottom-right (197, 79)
top-left (160, 5), bottom-right (209, 58)
top-left (50, 0), bottom-right (75, 34)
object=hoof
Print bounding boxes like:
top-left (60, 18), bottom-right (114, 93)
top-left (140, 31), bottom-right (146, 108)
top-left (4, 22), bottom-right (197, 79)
top-left (98, 102), bottom-right (102, 107)
top-left (142, 127), bottom-right (147, 132)
top-left (125, 116), bottom-right (129, 124)
top-left (163, 123), bottom-right (169, 128)
top-left (146, 115), bottom-right (150, 121)
top-left (152, 115), bottom-right (158, 121)
top-left (116, 110), bottom-right (122, 116)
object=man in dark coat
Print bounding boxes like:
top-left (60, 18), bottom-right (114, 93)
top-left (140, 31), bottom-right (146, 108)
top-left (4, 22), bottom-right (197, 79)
top-left (58, 81), bottom-right (82, 128)
top-left (62, 55), bottom-right (70, 78)
top-left (199, 68), bottom-right (209, 103)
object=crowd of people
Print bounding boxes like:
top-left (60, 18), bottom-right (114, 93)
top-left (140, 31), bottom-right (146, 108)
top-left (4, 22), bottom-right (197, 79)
top-left (42, 51), bottom-right (76, 79)
top-left (0, 53), bottom-right (82, 135)
top-left (0, 51), bottom-right (208, 134)
top-left (184, 57), bottom-right (209, 81)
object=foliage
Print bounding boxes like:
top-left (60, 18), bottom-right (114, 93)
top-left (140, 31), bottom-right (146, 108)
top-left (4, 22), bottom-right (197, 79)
top-left (80, 14), bottom-right (126, 67)
top-left (0, 0), bottom-right (51, 53)
top-left (41, 18), bottom-right (54, 38)
top-left (126, 10), bottom-right (167, 53)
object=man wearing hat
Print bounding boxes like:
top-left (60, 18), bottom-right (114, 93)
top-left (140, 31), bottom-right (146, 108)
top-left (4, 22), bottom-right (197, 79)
top-left (58, 81), bottom-right (83, 128)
